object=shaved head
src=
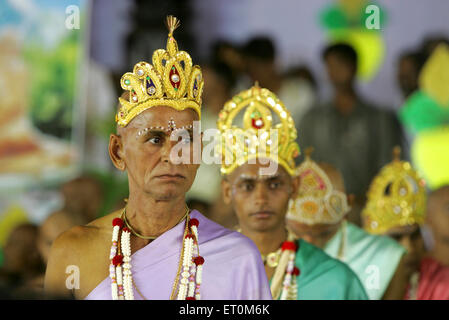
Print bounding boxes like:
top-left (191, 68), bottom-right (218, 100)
top-left (317, 162), bottom-right (346, 193)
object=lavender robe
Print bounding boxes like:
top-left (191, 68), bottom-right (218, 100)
top-left (85, 210), bottom-right (272, 300)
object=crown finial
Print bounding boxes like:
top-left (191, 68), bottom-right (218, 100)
top-left (305, 147), bottom-right (314, 160)
top-left (392, 146), bottom-right (401, 162)
top-left (166, 15), bottom-right (180, 37)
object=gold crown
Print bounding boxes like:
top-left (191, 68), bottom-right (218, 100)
top-left (116, 16), bottom-right (203, 127)
top-left (286, 148), bottom-right (350, 225)
top-left (216, 84), bottom-right (300, 176)
top-left (362, 147), bottom-right (427, 235)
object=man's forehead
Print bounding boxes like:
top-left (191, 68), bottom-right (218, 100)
top-left (385, 224), bottom-right (419, 237)
top-left (126, 106), bottom-right (198, 129)
top-left (231, 160), bottom-right (287, 181)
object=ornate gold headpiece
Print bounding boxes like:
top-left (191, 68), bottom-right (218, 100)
top-left (216, 84), bottom-right (300, 176)
top-left (362, 147), bottom-right (427, 235)
top-left (286, 148), bottom-right (350, 225)
top-left (116, 16), bottom-right (203, 127)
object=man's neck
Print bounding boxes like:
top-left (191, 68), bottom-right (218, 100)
top-left (242, 225), bottom-right (287, 255)
top-left (333, 87), bottom-right (357, 116)
top-left (260, 72), bottom-right (282, 94)
top-left (125, 188), bottom-right (187, 239)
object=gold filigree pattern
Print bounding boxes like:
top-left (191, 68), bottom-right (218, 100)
top-left (287, 148), bottom-right (350, 225)
top-left (362, 147), bottom-right (427, 234)
top-left (216, 84), bottom-right (300, 176)
top-left (116, 16), bottom-right (203, 127)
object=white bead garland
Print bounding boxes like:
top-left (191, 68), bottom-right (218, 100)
top-left (109, 213), bottom-right (203, 300)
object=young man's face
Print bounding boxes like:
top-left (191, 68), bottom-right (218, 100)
top-left (109, 105), bottom-right (201, 201)
top-left (222, 159), bottom-right (299, 232)
top-left (325, 54), bottom-right (356, 89)
top-left (286, 220), bottom-right (341, 249)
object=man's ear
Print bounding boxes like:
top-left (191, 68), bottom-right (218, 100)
top-left (109, 133), bottom-right (126, 171)
top-left (291, 175), bottom-right (300, 198)
top-left (347, 194), bottom-right (355, 207)
top-left (221, 178), bottom-right (232, 205)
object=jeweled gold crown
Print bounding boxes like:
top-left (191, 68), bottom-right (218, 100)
top-left (286, 148), bottom-right (350, 225)
top-left (362, 147), bottom-right (427, 235)
top-left (216, 84), bottom-right (300, 176)
top-left (116, 16), bottom-right (203, 127)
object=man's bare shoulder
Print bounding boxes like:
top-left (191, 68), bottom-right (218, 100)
top-left (52, 210), bottom-right (122, 256)
top-left (45, 210), bottom-right (123, 299)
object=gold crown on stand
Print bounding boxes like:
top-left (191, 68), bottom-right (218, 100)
top-left (362, 146), bottom-right (427, 235)
top-left (286, 148), bottom-right (350, 225)
top-left (116, 16), bottom-right (203, 127)
top-left (216, 84), bottom-right (300, 176)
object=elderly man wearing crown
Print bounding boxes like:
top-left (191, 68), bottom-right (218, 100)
top-left (217, 84), bottom-right (367, 299)
top-left (44, 17), bottom-right (271, 300)
top-left (286, 149), bottom-right (408, 300)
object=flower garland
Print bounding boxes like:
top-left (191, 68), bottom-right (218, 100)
top-left (237, 228), bottom-right (300, 300)
top-left (278, 240), bottom-right (300, 300)
top-left (109, 209), bottom-right (204, 300)
top-left (268, 233), bottom-right (301, 300)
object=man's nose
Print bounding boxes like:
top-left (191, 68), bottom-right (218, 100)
top-left (160, 137), bottom-right (178, 163)
top-left (253, 182), bottom-right (269, 205)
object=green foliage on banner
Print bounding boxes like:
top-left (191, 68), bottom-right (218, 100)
top-left (24, 30), bottom-right (82, 140)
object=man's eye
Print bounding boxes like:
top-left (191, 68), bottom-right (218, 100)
top-left (148, 136), bottom-right (162, 144)
top-left (241, 183), bottom-right (254, 191)
top-left (269, 182), bottom-right (281, 189)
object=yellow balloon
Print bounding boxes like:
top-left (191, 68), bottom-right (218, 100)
top-left (412, 127), bottom-right (449, 190)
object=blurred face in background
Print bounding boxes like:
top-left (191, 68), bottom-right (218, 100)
top-left (385, 224), bottom-right (425, 274)
top-left (324, 54), bottom-right (356, 90)
top-left (245, 57), bottom-right (275, 88)
top-left (397, 56), bottom-right (420, 98)
top-left (3, 224), bottom-right (43, 276)
top-left (426, 187), bottom-right (449, 258)
top-left (202, 66), bottom-right (229, 114)
top-left (222, 159), bottom-right (299, 233)
top-left (61, 176), bottom-right (103, 223)
top-left (37, 211), bottom-right (81, 264)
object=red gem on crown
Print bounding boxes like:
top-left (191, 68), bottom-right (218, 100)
top-left (122, 227), bottom-right (130, 233)
top-left (251, 118), bottom-right (264, 129)
top-left (186, 297), bottom-right (196, 300)
top-left (112, 255), bottom-right (124, 266)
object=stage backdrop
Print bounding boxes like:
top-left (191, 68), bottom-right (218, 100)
top-left (0, 0), bottom-right (89, 192)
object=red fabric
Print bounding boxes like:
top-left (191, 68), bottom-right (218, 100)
top-left (405, 257), bottom-right (449, 300)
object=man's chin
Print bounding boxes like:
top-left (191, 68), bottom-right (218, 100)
top-left (248, 218), bottom-right (280, 233)
top-left (146, 185), bottom-right (186, 201)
